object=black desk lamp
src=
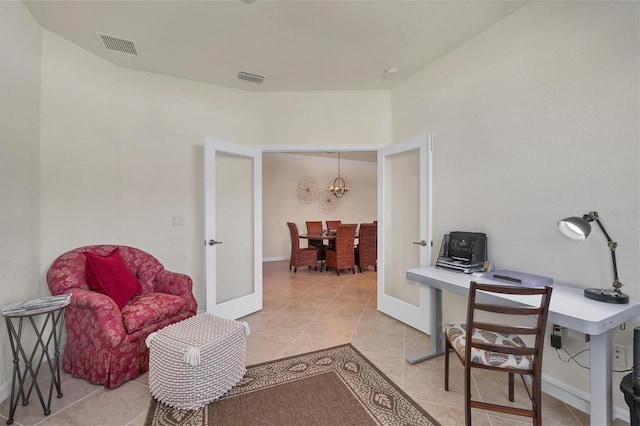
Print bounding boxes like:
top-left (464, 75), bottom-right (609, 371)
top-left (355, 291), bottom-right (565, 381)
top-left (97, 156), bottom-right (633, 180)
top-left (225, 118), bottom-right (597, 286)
top-left (558, 211), bottom-right (629, 304)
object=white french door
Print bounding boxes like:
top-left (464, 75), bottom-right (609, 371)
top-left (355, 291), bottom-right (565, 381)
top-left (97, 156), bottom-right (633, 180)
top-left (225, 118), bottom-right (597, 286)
top-left (204, 137), bottom-right (262, 319)
top-left (377, 134), bottom-right (432, 333)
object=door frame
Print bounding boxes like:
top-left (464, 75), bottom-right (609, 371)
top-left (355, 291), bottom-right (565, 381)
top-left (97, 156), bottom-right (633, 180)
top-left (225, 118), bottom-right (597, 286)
top-left (205, 138), bottom-right (263, 319)
top-left (260, 144), bottom-right (383, 262)
top-left (376, 135), bottom-right (433, 333)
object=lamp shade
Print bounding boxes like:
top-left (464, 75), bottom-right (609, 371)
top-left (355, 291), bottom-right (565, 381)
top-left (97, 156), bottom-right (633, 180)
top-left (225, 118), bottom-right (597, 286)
top-left (558, 216), bottom-right (592, 241)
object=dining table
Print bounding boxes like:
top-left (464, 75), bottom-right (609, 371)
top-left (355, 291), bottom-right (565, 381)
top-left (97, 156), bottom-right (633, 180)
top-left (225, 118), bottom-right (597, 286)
top-left (299, 232), bottom-right (335, 240)
top-left (299, 232), bottom-right (359, 242)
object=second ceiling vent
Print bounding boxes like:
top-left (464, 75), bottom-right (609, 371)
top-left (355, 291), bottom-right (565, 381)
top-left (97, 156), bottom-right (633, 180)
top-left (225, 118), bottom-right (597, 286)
top-left (237, 71), bottom-right (264, 84)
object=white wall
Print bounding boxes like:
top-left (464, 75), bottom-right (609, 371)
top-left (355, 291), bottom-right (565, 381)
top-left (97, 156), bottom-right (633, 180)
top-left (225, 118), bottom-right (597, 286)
top-left (257, 91), bottom-right (390, 146)
top-left (391, 1), bottom-right (639, 415)
top-left (263, 153), bottom-right (377, 260)
top-left (0, 1), bottom-right (42, 397)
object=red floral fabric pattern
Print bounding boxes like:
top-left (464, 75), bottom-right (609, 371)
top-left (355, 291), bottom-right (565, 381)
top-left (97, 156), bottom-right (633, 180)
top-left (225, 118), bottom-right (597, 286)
top-left (46, 245), bottom-right (197, 388)
top-left (121, 293), bottom-right (193, 334)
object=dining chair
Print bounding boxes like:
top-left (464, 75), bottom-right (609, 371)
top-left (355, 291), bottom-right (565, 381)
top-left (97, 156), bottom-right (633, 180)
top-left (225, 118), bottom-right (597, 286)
top-left (305, 221), bottom-right (326, 269)
top-left (286, 222), bottom-right (318, 272)
top-left (325, 220), bottom-right (341, 250)
top-left (444, 281), bottom-right (552, 426)
top-left (325, 220), bottom-right (342, 232)
top-left (355, 222), bottom-right (377, 272)
top-left (324, 223), bottom-right (357, 275)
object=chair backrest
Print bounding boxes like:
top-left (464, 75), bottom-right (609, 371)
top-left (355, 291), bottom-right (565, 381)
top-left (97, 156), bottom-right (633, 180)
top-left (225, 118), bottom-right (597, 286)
top-left (287, 222), bottom-right (301, 251)
top-left (326, 220), bottom-right (342, 232)
top-left (335, 224), bottom-right (357, 252)
top-left (306, 221), bottom-right (324, 236)
top-left (358, 223), bottom-right (377, 246)
top-left (357, 223), bottom-right (377, 265)
top-left (46, 245), bottom-right (164, 295)
top-left (465, 281), bottom-right (553, 374)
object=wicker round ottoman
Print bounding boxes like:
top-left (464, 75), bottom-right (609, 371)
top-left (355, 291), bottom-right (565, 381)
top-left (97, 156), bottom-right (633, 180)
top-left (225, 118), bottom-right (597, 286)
top-left (146, 313), bottom-right (249, 410)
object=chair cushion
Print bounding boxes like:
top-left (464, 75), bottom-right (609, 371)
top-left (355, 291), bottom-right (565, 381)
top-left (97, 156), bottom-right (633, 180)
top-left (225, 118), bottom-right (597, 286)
top-left (445, 324), bottom-right (533, 370)
top-left (121, 292), bottom-right (193, 334)
top-left (84, 247), bottom-right (142, 310)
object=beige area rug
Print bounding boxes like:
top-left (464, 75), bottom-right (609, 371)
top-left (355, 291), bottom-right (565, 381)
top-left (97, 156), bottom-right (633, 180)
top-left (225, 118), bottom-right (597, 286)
top-left (145, 343), bottom-right (440, 426)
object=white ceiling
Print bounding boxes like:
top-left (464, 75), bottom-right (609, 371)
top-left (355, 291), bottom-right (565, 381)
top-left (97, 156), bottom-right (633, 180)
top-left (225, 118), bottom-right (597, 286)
top-left (24, 0), bottom-right (527, 92)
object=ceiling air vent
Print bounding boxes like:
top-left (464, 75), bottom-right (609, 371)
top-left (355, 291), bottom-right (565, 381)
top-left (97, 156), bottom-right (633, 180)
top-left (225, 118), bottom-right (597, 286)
top-left (97, 33), bottom-right (139, 56)
top-left (237, 71), bottom-right (264, 84)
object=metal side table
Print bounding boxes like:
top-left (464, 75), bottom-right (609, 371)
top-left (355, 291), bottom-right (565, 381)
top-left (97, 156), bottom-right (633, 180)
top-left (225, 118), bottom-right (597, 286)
top-left (2, 299), bottom-right (69, 425)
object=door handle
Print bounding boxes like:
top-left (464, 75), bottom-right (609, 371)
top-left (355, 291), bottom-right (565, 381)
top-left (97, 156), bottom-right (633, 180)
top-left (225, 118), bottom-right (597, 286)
top-left (207, 239), bottom-right (223, 246)
top-left (412, 240), bottom-right (427, 246)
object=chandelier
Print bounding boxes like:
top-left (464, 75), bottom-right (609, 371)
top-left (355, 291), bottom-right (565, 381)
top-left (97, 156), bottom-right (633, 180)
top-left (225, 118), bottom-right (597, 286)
top-left (328, 152), bottom-right (349, 198)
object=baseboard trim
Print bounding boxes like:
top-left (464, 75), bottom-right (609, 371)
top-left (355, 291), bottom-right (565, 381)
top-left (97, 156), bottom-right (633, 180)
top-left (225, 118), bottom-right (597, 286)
top-left (263, 256), bottom-right (288, 262)
top-left (542, 374), bottom-right (630, 423)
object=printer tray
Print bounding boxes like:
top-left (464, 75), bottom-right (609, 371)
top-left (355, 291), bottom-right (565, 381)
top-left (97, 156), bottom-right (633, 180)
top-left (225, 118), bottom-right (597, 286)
top-left (436, 258), bottom-right (485, 274)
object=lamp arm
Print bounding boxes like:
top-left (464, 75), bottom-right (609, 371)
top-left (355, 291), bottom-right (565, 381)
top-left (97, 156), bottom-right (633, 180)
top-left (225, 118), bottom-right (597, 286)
top-left (590, 213), bottom-right (614, 242)
top-left (610, 249), bottom-right (620, 283)
top-left (589, 212), bottom-right (622, 291)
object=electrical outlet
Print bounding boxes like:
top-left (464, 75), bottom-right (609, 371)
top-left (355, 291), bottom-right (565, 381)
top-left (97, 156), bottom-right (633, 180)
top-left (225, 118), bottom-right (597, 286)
top-left (612, 344), bottom-right (627, 368)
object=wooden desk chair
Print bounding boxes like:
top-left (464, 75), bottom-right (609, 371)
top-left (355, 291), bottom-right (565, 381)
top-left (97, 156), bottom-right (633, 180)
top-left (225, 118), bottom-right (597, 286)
top-left (444, 281), bottom-right (553, 426)
top-left (325, 223), bottom-right (357, 275)
top-left (355, 222), bottom-right (377, 272)
top-left (286, 222), bottom-right (318, 273)
top-left (305, 221), bottom-right (326, 269)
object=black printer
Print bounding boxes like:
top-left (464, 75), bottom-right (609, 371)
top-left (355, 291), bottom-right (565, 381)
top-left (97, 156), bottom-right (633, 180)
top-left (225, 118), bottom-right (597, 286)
top-left (436, 231), bottom-right (487, 274)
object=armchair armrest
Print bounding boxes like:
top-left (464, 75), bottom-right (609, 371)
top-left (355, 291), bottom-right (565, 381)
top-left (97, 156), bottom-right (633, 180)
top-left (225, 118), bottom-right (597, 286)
top-left (66, 288), bottom-right (127, 348)
top-left (154, 269), bottom-right (198, 313)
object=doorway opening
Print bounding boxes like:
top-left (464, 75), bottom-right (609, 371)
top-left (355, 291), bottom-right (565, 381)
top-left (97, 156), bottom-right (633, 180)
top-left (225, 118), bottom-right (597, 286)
top-left (261, 146), bottom-right (379, 264)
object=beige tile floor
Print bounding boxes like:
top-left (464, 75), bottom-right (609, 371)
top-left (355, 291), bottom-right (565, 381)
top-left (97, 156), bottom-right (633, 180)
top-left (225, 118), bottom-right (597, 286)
top-left (1, 260), bottom-right (594, 425)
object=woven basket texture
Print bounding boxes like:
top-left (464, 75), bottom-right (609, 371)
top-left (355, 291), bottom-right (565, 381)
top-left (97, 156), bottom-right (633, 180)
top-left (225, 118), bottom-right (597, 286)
top-left (356, 223), bottom-right (377, 272)
top-left (325, 223), bottom-right (357, 274)
top-left (148, 313), bottom-right (246, 410)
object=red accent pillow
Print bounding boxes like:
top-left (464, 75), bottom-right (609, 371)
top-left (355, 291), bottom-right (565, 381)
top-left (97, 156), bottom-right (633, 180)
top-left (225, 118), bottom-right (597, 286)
top-left (84, 248), bottom-right (142, 310)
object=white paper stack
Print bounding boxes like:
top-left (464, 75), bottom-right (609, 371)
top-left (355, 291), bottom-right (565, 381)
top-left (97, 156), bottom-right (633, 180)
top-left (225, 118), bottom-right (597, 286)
top-left (2, 294), bottom-right (71, 315)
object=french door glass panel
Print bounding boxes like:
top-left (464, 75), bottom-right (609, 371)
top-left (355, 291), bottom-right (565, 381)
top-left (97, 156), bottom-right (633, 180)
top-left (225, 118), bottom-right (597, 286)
top-left (383, 149), bottom-right (420, 304)
top-left (215, 152), bottom-right (254, 303)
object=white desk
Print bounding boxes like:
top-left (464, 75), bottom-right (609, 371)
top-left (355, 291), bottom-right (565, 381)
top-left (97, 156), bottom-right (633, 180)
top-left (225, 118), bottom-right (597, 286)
top-left (406, 266), bottom-right (640, 426)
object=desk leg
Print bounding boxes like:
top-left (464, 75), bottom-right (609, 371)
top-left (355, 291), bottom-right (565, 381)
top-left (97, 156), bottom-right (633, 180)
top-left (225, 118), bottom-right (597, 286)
top-left (589, 331), bottom-right (612, 426)
top-left (407, 287), bottom-right (444, 364)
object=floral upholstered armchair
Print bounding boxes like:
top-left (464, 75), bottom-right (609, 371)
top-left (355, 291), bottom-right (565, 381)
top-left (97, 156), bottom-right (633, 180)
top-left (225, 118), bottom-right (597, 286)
top-left (46, 245), bottom-right (197, 388)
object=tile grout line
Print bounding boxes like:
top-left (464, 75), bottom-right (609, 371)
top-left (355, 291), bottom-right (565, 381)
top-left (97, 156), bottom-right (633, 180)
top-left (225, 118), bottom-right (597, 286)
top-left (278, 276), bottom-right (347, 357)
top-left (32, 386), bottom-right (104, 426)
top-left (348, 275), bottom-right (376, 344)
